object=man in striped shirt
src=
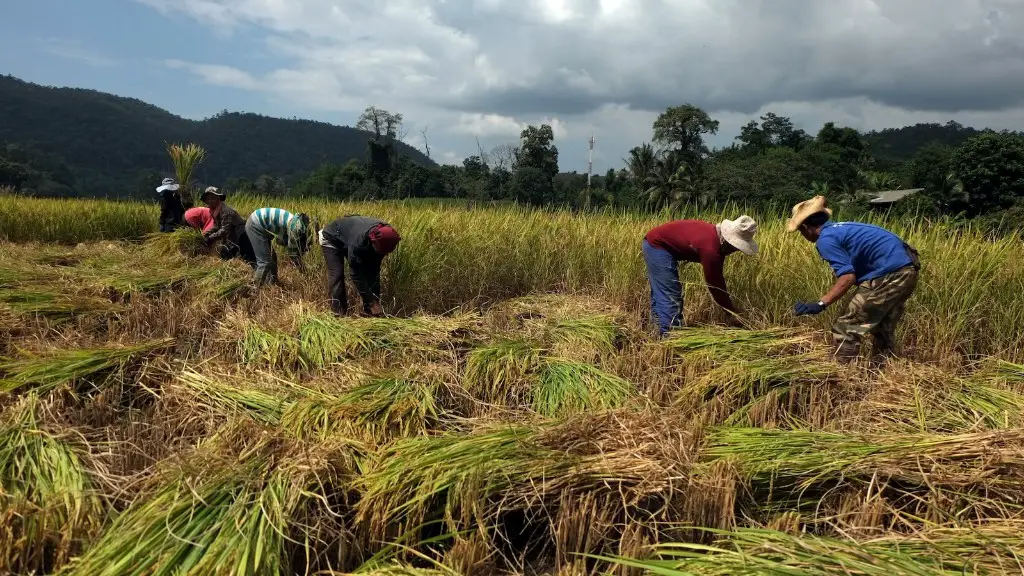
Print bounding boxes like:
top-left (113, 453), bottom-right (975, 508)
top-left (244, 207), bottom-right (311, 285)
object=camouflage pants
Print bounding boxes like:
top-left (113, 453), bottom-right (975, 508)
top-left (832, 266), bottom-right (919, 361)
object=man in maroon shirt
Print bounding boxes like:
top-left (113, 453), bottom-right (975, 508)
top-left (642, 216), bottom-right (759, 335)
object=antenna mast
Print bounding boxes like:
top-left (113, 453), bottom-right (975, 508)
top-left (586, 133), bottom-right (595, 207)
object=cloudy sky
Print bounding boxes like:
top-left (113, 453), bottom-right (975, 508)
top-left (3, 0), bottom-right (1024, 172)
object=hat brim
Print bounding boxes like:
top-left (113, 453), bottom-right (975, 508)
top-left (156, 184), bottom-right (180, 193)
top-left (202, 191), bottom-right (226, 199)
top-left (723, 233), bottom-right (758, 256)
top-left (786, 207), bottom-right (833, 232)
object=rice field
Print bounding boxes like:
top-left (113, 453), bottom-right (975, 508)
top-left (2, 194), bottom-right (1024, 575)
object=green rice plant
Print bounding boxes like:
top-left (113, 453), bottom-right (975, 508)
top-left (0, 396), bottom-right (107, 574)
top-left (283, 377), bottom-right (442, 444)
top-left (532, 359), bottom-right (636, 418)
top-left (463, 339), bottom-right (543, 403)
top-left (238, 326), bottom-right (305, 371)
top-left (948, 377), bottom-right (1024, 429)
top-left (355, 425), bottom-right (575, 537)
top-left (599, 524), bottom-right (1024, 575)
top-left (0, 337), bottom-right (174, 394)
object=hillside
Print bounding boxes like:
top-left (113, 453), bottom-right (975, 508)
top-left (863, 121), bottom-right (982, 164)
top-left (0, 75), bottom-right (435, 197)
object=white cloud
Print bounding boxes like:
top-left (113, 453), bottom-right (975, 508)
top-left (39, 38), bottom-right (117, 68)
top-left (136, 0), bottom-right (1024, 171)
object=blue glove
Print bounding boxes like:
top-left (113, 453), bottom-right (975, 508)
top-left (794, 301), bottom-right (825, 316)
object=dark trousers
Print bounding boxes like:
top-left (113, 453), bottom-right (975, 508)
top-left (323, 245), bottom-right (348, 315)
top-left (219, 233), bottom-right (258, 269)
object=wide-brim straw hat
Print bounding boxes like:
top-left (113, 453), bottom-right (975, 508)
top-left (719, 215), bottom-right (759, 256)
top-left (156, 177), bottom-right (179, 193)
top-left (787, 195), bottom-right (833, 232)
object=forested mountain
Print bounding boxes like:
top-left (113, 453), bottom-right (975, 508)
top-left (864, 121), bottom-right (982, 165)
top-left (0, 75), bottom-right (434, 196)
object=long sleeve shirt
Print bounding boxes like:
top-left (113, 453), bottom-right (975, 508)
top-left (321, 215), bottom-right (388, 304)
top-left (250, 207), bottom-right (309, 262)
top-left (206, 204), bottom-right (246, 244)
top-left (644, 219), bottom-right (736, 312)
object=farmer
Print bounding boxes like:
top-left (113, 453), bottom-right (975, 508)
top-left (319, 215), bottom-right (401, 317)
top-left (642, 216), bottom-right (759, 335)
top-left (200, 187), bottom-right (256, 268)
top-left (183, 206), bottom-right (214, 234)
top-left (156, 177), bottom-right (188, 232)
top-left (244, 207), bottom-right (311, 286)
top-left (789, 195), bottom-right (921, 363)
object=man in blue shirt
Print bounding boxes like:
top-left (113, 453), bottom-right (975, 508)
top-left (788, 196), bottom-right (920, 363)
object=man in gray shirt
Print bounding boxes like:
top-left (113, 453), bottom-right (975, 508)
top-left (319, 215), bottom-right (401, 316)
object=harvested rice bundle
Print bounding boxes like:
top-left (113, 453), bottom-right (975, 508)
top-left (297, 312), bottom-right (480, 367)
top-left (532, 359), bottom-right (637, 418)
top-left (463, 339), bottom-right (544, 404)
top-left (0, 286), bottom-right (122, 319)
top-left (141, 228), bottom-right (208, 258)
top-left (601, 523), bottom-right (1024, 576)
top-left (176, 368), bottom-right (301, 425)
top-left (283, 375), bottom-right (453, 444)
top-left (62, 425), bottom-right (348, 576)
top-left (0, 395), bottom-right (107, 574)
top-left (705, 427), bottom-right (1024, 513)
top-left (0, 337), bottom-right (174, 394)
top-left (548, 315), bottom-right (623, 361)
top-left (239, 325), bottom-right (305, 371)
top-left (677, 353), bottom-right (843, 426)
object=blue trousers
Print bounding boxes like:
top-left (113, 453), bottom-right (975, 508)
top-left (643, 239), bottom-right (682, 335)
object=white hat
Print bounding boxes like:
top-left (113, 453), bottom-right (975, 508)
top-left (156, 177), bottom-right (180, 193)
top-left (719, 215), bottom-right (759, 256)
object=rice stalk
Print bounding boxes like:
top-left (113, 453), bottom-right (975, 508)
top-left (176, 369), bottom-right (297, 424)
top-left (599, 524), bottom-right (1024, 575)
top-left (0, 337), bottom-right (174, 394)
top-left (463, 339), bottom-right (543, 403)
top-left (0, 286), bottom-right (122, 319)
top-left (297, 313), bottom-right (475, 366)
top-left (0, 395), bottom-right (107, 574)
top-left (142, 227), bottom-right (207, 258)
top-left (661, 326), bottom-right (815, 359)
top-left (532, 359), bottom-right (636, 418)
top-left (167, 142), bottom-right (207, 203)
top-left (949, 378), bottom-right (1024, 429)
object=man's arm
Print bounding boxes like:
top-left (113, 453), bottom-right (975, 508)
top-left (700, 254), bottom-right (737, 313)
top-left (349, 252), bottom-right (382, 312)
top-left (820, 273), bottom-right (857, 306)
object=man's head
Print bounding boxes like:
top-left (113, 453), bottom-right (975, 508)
top-left (201, 186), bottom-right (226, 209)
top-left (718, 215), bottom-right (759, 256)
top-left (296, 213), bottom-right (312, 254)
top-left (787, 195), bottom-right (833, 242)
top-left (369, 224), bottom-right (401, 255)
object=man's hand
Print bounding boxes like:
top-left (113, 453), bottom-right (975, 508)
top-left (794, 301), bottom-right (825, 316)
top-left (202, 233), bottom-right (212, 246)
top-left (368, 301), bottom-right (383, 317)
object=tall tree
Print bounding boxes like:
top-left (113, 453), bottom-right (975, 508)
top-left (652, 104), bottom-right (719, 163)
top-left (357, 106), bottom-right (404, 185)
top-left (625, 143), bottom-right (658, 188)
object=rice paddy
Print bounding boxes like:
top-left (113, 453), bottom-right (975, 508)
top-left (3, 196), bottom-right (1024, 574)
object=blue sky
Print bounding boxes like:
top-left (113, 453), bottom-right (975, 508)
top-left (4, 0), bottom-right (1024, 172)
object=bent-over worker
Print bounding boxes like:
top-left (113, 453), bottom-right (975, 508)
top-left (157, 178), bottom-right (188, 232)
top-left (244, 207), bottom-right (311, 286)
top-left (789, 195), bottom-right (921, 363)
top-left (642, 216), bottom-right (758, 335)
top-left (319, 215), bottom-right (401, 316)
top-left (200, 187), bottom-right (256, 268)
top-left (184, 207), bottom-right (214, 234)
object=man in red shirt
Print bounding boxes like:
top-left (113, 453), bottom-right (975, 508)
top-left (642, 216), bottom-right (759, 335)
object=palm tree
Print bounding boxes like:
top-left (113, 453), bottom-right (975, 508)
top-left (645, 153), bottom-right (702, 211)
top-left (625, 143), bottom-right (658, 187)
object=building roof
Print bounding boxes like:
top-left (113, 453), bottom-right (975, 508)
top-left (869, 188), bottom-right (924, 204)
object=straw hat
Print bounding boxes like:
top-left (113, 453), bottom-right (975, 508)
top-left (718, 215), bottom-right (758, 256)
top-left (786, 195), bottom-right (833, 232)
